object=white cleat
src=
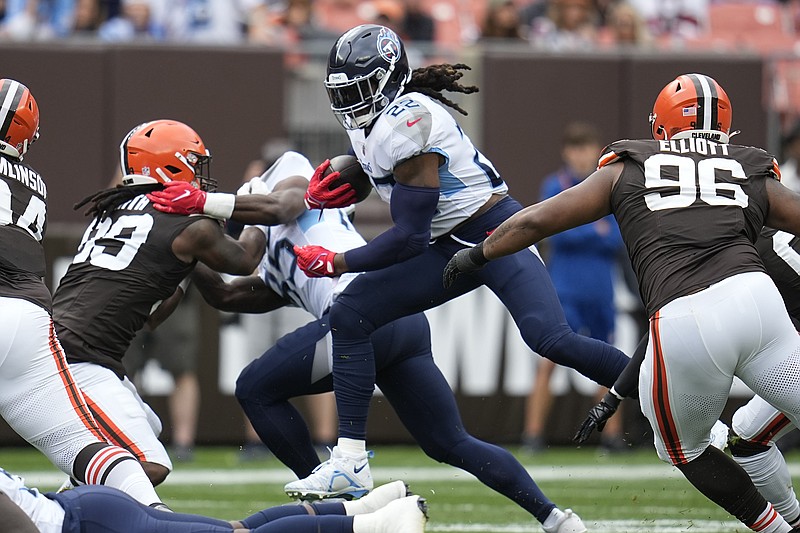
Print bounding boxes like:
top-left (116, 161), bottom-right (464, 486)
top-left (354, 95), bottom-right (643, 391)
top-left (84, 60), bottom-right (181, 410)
top-left (285, 446), bottom-right (373, 500)
top-left (710, 420), bottom-right (730, 451)
top-left (543, 508), bottom-right (587, 533)
top-left (56, 477), bottom-right (75, 493)
top-left (344, 480), bottom-right (410, 515)
top-left (353, 495), bottom-right (428, 533)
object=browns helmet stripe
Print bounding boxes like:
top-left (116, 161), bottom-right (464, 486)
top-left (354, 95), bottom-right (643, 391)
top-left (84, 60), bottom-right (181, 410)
top-left (687, 74), bottom-right (718, 133)
top-left (0, 79), bottom-right (24, 141)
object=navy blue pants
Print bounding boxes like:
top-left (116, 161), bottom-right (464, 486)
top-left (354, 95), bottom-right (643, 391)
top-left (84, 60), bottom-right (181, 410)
top-left (236, 311), bottom-right (559, 523)
top-left (329, 196), bottom-right (629, 441)
top-left (52, 484), bottom-right (352, 533)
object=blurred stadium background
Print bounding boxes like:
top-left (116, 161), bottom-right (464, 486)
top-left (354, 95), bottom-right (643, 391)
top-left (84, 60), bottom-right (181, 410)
top-left (1, 0), bottom-right (798, 465)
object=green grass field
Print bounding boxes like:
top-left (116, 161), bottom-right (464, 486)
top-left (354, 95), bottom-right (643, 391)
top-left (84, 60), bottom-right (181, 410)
top-left (4, 444), bottom-right (799, 532)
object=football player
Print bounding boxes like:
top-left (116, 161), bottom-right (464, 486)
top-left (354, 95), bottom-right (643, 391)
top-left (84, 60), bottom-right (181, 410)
top-left (575, 226), bottom-right (800, 529)
top-left (51, 119), bottom-right (264, 487)
top-left (0, 79), bottom-right (166, 508)
top-left (149, 150), bottom-right (587, 533)
top-left (444, 72), bottom-right (800, 533)
top-left (148, 26), bottom-right (626, 531)
top-left (0, 466), bottom-right (427, 533)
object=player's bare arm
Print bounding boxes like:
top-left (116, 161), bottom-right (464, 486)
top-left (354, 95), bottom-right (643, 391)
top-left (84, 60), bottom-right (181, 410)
top-left (483, 163), bottom-right (621, 260)
top-left (191, 262), bottom-right (290, 313)
top-left (172, 217), bottom-right (265, 276)
top-left (0, 492), bottom-right (39, 533)
top-left (145, 284), bottom-right (186, 330)
top-left (227, 175), bottom-right (308, 225)
top-left (148, 176), bottom-right (308, 226)
top-left (765, 177), bottom-right (800, 237)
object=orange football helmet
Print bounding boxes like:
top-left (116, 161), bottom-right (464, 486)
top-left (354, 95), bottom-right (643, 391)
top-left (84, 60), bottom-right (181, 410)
top-left (0, 79), bottom-right (40, 160)
top-left (119, 119), bottom-right (214, 191)
top-left (649, 73), bottom-right (732, 143)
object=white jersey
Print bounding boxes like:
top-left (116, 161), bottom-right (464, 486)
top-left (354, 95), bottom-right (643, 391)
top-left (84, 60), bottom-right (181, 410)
top-left (346, 92), bottom-right (508, 238)
top-left (252, 152), bottom-right (366, 318)
top-left (0, 467), bottom-right (64, 533)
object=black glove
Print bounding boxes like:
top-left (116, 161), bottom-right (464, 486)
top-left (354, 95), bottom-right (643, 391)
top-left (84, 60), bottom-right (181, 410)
top-left (573, 390), bottom-right (622, 444)
top-left (443, 243), bottom-right (490, 288)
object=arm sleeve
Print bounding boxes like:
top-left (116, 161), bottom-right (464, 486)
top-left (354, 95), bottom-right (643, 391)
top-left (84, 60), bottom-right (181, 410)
top-left (613, 333), bottom-right (646, 399)
top-left (344, 182), bottom-right (439, 272)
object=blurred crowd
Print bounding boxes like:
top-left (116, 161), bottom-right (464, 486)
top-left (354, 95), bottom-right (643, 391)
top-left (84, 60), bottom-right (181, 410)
top-left (1, 0), bottom-right (800, 56)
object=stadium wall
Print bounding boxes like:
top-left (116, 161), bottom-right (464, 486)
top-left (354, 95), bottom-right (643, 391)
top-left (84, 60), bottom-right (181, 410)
top-left (0, 44), bottom-right (765, 446)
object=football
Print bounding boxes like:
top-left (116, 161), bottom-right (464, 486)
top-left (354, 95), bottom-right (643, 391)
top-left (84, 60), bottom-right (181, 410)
top-left (326, 154), bottom-right (373, 203)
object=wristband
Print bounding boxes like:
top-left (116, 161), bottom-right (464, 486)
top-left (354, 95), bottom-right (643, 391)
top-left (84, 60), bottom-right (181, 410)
top-left (608, 386), bottom-right (625, 401)
top-left (469, 242), bottom-right (490, 266)
top-left (203, 193), bottom-right (236, 220)
top-left (178, 277), bottom-right (191, 293)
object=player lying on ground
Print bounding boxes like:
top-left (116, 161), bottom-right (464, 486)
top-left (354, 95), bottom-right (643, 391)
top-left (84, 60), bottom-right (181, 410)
top-left (0, 466), bottom-right (426, 533)
top-left (149, 150), bottom-right (587, 533)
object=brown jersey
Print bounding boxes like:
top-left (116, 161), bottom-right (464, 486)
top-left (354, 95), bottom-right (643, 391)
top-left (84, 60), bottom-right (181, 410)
top-left (53, 194), bottom-right (203, 377)
top-left (602, 138), bottom-right (777, 316)
top-left (755, 227), bottom-right (800, 321)
top-left (0, 155), bottom-right (50, 311)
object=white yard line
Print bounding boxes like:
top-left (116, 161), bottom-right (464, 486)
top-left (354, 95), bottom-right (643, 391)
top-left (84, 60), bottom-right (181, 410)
top-left (18, 464), bottom-right (762, 533)
top-left (19, 462), bottom-right (800, 487)
top-left (427, 521), bottom-right (744, 533)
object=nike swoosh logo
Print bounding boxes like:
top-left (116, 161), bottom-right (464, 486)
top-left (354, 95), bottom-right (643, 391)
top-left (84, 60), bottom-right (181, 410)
top-left (353, 462), bottom-right (368, 474)
top-left (172, 190), bottom-right (191, 202)
top-left (406, 118), bottom-right (422, 127)
top-left (314, 259), bottom-right (325, 270)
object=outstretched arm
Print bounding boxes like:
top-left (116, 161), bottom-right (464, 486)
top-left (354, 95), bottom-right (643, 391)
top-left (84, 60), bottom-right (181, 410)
top-left (191, 262), bottom-right (290, 313)
top-left (444, 163), bottom-right (622, 287)
top-left (173, 218), bottom-right (266, 276)
top-left (0, 492), bottom-right (39, 533)
top-left (483, 163), bottom-right (620, 259)
top-left (148, 176), bottom-right (309, 226)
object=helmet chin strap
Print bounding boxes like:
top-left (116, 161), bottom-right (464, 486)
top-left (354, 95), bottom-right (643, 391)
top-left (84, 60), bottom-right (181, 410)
top-left (0, 140), bottom-right (22, 160)
top-left (121, 174), bottom-right (160, 187)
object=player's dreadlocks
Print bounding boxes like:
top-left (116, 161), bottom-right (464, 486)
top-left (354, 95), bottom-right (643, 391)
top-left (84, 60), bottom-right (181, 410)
top-left (74, 184), bottom-right (163, 222)
top-left (403, 63), bottom-right (479, 116)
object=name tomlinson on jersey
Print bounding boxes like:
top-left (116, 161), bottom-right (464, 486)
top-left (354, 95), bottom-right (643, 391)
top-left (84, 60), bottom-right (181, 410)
top-left (658, 138), bottom-right (730, 156)
top-left (0, 156), bottom-right (46, 198)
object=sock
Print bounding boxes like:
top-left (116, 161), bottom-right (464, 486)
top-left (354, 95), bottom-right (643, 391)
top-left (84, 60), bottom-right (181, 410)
top-left (541, 508), bottom-right (564, 531)
top-left (733, 445), bottom-right (800, 525)
top-left (241, 501), bottom-right (346, 529)
top-left (752, 504), bottom-right (794, 533)
top-left (74, 443), bottom-right (161, 506)
top-left (338, 437), bottom-right (366, 457)
top-left (251, 515), bottom-right (353, 533)
top-left (352, 512), bottom-right (380, 533)
top-left (676, 446), bottom-right (791, 531)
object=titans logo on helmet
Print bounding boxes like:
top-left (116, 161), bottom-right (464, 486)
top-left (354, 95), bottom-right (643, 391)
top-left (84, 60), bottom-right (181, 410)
top-left (377, 27), bottom-right (401, 63)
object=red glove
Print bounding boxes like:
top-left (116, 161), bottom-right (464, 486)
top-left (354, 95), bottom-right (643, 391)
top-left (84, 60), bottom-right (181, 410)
top-left (293, 244), bottom-right (337, 278)
top-left (147, 181), bottom-right (206, 215)
top-left (304, 159), bottom-right (358, 210)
